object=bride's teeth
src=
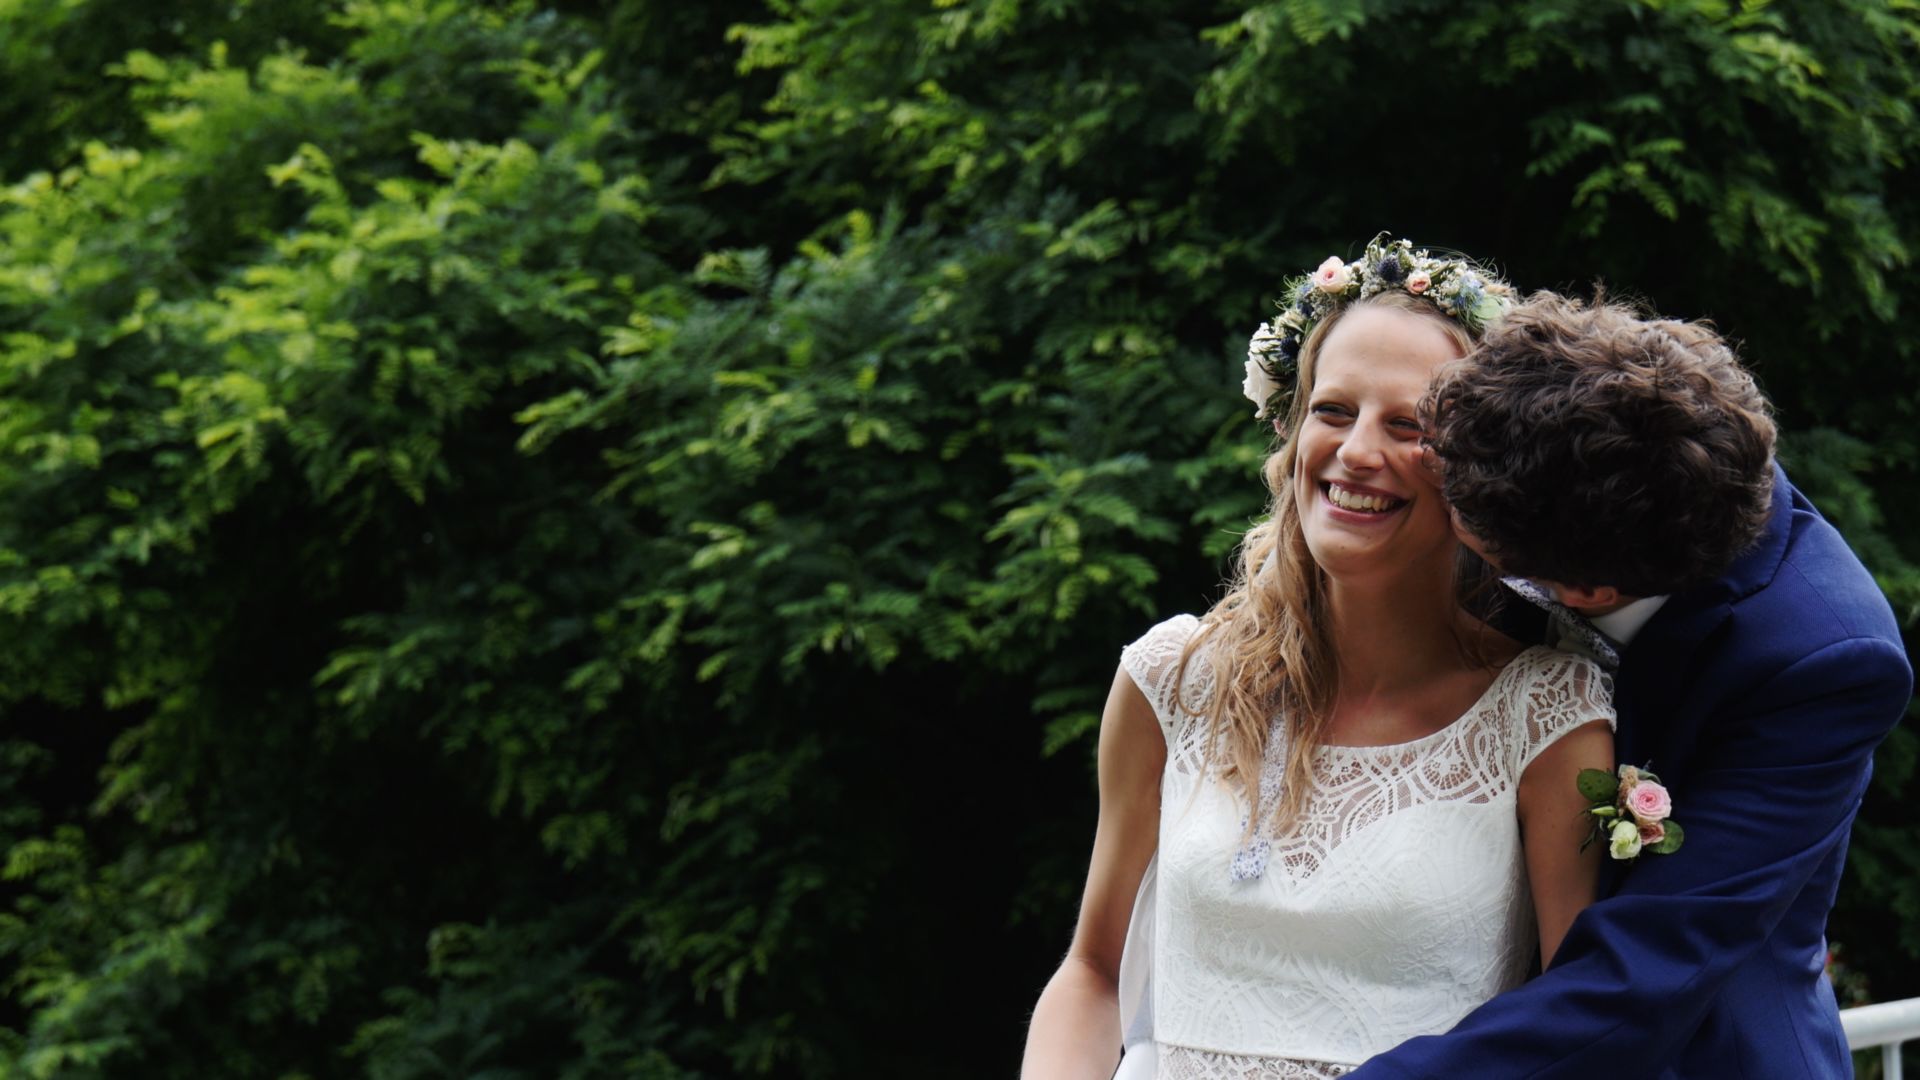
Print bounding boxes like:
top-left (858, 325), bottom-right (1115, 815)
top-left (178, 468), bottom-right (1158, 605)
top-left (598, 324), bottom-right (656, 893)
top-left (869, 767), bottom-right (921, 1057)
top-left (1330, 485), bottom-right (1396, 512)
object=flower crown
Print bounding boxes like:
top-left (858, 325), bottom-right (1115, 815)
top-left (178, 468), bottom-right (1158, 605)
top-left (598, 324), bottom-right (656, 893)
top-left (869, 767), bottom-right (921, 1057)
top-left (1242, 234), bottom-right (1514, 420)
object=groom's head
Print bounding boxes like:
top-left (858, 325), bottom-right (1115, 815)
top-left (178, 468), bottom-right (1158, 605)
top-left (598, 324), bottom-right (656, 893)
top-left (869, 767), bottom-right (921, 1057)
top-left (1425, 291), bottom-right (1777, 604)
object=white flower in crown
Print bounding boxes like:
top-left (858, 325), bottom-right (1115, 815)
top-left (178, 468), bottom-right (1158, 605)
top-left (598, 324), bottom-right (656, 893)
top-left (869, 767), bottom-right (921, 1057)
top-left (1242, 357), bottom-right (1280, 419)
top-left (1249, 320), bottom-right (1288, 354)
top-left (1243, 321), bottom-right (1290, 418)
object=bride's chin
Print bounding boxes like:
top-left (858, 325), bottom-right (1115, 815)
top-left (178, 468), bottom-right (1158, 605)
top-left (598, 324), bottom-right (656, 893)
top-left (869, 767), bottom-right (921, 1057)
top-left (1309, 536), bottom-right (1454, 584)
top-left (1305, 542), bottom-right (1386, 580)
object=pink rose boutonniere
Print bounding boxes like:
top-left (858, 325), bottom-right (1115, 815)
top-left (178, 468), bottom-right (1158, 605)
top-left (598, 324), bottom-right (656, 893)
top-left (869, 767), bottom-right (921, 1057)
top-left (1578, 763), bottom-right (1685, 860)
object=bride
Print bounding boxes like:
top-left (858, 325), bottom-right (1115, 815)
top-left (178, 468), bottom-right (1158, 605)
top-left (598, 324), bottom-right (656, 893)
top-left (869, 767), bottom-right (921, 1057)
top-left (1021, 238), bottom-right (1616, 1078)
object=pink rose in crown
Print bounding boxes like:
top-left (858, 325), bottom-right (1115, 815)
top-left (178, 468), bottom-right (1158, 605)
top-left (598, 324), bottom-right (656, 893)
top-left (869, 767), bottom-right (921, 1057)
top-left (1638, 821), bottom-right (1666, 845)
top-left (1312, 256), bottom-right (1352, 292)
top-left (1405, 270), bottom-right (1432, 294)
top-left (1627, 780), bottom-right (1672, 824)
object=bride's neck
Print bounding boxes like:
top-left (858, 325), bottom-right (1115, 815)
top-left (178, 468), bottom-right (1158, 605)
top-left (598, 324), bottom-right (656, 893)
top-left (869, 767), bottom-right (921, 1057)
top-left (1324, 565), bottom-right (1465, 696)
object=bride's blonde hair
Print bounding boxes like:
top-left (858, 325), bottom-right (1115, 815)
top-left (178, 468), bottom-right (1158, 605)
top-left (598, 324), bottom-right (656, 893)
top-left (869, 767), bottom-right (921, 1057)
top-left (1178, 291), bottom-right (1473, 834)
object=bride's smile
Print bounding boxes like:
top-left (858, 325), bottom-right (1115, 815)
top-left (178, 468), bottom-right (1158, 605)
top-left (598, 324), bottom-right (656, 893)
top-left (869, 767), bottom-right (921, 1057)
top-left (1323, 480), bottom-right (1408, 515)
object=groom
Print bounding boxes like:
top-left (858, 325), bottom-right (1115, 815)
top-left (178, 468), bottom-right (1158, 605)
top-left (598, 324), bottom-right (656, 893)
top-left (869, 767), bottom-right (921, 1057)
top-left (1350, 293), bottom-right (1913, 1078)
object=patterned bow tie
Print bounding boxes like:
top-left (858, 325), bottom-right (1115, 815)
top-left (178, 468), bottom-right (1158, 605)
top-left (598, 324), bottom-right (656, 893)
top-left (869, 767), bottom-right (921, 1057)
top-left (1500, 577), bottom-right (1621, 670)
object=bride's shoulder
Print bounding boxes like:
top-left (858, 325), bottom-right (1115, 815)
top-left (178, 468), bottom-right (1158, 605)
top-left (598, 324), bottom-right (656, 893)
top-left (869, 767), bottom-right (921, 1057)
top-left (1119, 613), bottom-right (1212, 738)
top-left (1120, 613), bottom-right (1205, 680)
top-left (1463, 621), bottom-right (1614, 727)
top-left (1127, 612), bottom-right (1203, 648)
top-left (1496, 646), bottom-right (1617, 774)
top-left (1502, 643), bottom-right (1611, 682)
top-left (1486, 644), bottom-right (1617, 747)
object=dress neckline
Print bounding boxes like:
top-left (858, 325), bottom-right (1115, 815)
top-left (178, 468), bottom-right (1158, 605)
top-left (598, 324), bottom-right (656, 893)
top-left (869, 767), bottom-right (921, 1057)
top-left (1316, 645), bottom-right (1548, 754)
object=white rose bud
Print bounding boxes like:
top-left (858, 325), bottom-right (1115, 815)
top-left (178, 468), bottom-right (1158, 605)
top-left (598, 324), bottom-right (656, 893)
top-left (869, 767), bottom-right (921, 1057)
top-left (1608, 819), bottom-right (1644, 861)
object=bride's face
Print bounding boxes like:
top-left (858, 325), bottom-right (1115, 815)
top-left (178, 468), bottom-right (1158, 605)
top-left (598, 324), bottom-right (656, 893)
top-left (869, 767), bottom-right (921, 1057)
top-left (1293, 305), bottom-right (1464, 583)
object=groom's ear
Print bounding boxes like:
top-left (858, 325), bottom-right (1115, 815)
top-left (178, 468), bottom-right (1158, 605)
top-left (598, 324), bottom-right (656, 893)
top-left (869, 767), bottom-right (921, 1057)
top-left (1546, 582), bottom-right (1625, 614)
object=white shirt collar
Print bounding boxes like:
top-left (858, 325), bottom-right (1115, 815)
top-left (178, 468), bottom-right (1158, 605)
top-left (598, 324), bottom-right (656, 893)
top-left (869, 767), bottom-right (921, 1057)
top-left (1589, 594), bottom-right (1670, 647)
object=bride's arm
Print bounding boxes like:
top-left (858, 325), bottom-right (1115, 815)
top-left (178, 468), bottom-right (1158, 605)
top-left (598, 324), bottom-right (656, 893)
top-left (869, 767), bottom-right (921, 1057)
top-left (1021, 663), bottom-right (1165, 1080)
top-left (1518, 718), bottom-right (1613, 967)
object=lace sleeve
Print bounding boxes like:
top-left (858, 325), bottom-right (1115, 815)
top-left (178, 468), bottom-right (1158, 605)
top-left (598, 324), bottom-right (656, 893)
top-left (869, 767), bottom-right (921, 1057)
top-left (1510, 649), bottom-right (1617, 778)
top-left (1118, 614), bottom-right (1207, 745)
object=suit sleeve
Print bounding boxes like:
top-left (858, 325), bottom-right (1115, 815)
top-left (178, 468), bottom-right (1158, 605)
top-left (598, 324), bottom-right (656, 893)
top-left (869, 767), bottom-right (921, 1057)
top-left (1348, 634), bottom-right (1913, 1079)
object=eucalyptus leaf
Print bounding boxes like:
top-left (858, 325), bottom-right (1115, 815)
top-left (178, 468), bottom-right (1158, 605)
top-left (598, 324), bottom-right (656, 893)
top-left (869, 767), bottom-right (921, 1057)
top-left (1577, 768), bottom-right (1621, 803)
top-left (1648, 821), bottom-right (1687, 856)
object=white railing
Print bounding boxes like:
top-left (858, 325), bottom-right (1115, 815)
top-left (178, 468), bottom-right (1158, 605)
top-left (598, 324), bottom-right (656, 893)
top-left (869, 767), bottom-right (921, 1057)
top-left (1843, 998), bottom-right (1920, 1079)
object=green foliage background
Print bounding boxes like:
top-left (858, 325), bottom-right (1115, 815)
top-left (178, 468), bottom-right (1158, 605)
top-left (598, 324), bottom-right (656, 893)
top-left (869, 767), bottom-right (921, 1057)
top-left (0, 0), bottom-right (1915, 1075)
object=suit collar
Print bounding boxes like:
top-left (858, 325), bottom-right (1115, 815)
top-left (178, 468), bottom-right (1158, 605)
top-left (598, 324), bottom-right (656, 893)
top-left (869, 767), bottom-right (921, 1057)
top-left (1691, 461), bottom-right (1793, 606)
top-left (1590, 594), bottom-right (1669, 648)
top-left (1615, 462), bottom-right (1790, 677)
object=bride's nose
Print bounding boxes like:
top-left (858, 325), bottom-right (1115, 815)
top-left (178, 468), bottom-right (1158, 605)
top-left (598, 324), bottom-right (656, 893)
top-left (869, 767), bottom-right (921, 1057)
top-left (1336, 420), bottom-right (1389, 471)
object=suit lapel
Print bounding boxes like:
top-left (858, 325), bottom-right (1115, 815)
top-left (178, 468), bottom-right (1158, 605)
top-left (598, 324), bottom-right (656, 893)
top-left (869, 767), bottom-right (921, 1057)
top-left (1603, 597), bottom-right (1728, 899)
top-left (1612, 595), bottom-right (1729, 773)
top-left (1601, 466), bottom-right (1796, 896)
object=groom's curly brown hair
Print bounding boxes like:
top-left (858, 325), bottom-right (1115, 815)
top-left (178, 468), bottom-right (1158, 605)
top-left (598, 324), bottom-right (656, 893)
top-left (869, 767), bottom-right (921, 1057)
top-left (1424, 291), bottom-right (1777, 597)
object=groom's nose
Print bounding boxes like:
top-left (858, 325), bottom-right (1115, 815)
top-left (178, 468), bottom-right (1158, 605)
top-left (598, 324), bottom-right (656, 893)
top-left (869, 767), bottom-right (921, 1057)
top-left (1418, 443), bottom-right (1444, 488)
top-left (1451, 508), bottom-right (1504, 572)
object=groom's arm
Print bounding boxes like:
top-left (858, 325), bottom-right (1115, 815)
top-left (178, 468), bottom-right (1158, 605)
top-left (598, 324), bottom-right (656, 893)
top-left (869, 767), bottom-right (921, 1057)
top-left (1349, 634), bottom-right (1912, 1079)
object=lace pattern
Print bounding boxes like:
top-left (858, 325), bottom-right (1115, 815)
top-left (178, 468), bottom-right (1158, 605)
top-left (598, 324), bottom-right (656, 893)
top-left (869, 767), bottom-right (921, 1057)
top-left (1118, 614), bottom-right (1615, 1072)
top-left (1161, 1045), bottom-right (1355, 1079)
top-left (1120, 615), bottom-right (1614, 883)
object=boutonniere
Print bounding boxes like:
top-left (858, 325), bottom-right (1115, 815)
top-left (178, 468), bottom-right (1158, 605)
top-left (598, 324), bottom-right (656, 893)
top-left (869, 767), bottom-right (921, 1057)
top-left (1578, 764), bottom-right (1684, 860)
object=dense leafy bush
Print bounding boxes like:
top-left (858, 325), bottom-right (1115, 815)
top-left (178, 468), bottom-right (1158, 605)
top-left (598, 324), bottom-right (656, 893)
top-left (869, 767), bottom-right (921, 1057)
top-left (0, 0), bottom-right (1914, 1075)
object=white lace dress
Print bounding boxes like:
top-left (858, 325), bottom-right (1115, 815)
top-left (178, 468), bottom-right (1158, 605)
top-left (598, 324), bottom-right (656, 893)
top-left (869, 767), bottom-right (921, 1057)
top-left (1117, 614), bottom-right (1614, 1078)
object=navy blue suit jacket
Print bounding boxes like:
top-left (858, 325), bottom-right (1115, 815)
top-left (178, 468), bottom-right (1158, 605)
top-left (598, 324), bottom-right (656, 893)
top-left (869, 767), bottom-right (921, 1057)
top-left (1349, 466), bottom-right (1913, 1078)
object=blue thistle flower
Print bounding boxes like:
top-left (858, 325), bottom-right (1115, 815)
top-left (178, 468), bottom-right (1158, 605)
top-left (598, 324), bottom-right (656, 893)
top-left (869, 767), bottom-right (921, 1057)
top-left (1448, 278), bottom-right (1485, 318)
